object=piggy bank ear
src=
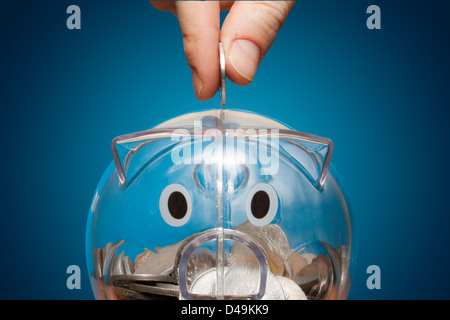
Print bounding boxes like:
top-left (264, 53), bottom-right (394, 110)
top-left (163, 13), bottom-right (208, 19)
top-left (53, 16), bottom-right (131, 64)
top-left (111, 116), bottom-right (224, 189)
top-left (111, 128), bottom-right (193, 188)
top-left (277, 129), bottom-right (333, 190)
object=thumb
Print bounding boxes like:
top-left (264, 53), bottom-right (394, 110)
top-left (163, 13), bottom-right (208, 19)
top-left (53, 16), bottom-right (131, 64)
top-left (220, 1), bottom-right (295, 86)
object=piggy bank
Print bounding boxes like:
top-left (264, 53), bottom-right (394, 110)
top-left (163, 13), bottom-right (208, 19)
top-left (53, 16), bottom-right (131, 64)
top-left (86, 109), bottom-right (354, 300)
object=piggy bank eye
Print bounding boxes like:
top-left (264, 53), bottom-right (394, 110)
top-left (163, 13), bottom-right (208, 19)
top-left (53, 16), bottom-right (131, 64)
top-left (246, 183), bottom-right (278, 226)
top-left (159, 184), bottom-right (192, 227)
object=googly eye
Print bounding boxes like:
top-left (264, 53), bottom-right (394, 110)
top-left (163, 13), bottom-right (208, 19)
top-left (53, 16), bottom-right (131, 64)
top-left (246, 183), bottom-right (278, 226)
top-left (159, 184), bottom-right (192, 227)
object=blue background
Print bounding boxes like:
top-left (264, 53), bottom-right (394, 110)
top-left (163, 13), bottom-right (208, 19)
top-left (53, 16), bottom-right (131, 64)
top-left (0, 0), bottom-right (449, 299)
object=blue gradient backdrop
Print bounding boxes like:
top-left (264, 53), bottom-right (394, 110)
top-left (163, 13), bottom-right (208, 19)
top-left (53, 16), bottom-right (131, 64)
top-left (0, 1), bottom-right (449, 299)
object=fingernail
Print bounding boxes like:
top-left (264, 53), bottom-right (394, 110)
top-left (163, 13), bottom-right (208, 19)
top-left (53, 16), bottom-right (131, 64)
top-left (229, 39), bottom-right (261, 82)
top-left (192, 69), bottom-right (203, 99)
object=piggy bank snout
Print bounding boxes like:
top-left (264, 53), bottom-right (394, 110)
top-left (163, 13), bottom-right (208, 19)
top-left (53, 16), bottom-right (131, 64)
top-left (178, 228), bottom-right (269, 300)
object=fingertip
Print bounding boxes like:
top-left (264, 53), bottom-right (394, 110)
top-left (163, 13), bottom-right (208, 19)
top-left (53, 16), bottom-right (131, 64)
top-left (220, 1), bottom-right (295, 86)
top-left (225, 60), bottom-right (253, 87)
top-left (191, 69), bottom-right (203, 100)
top-left (225, 39), bottom-right (260, 86)
top-left (197, 83), bottom-right (220, 101)
top-left (191, 68), bottom-right (220, 101)
top-left (150, 1), bottom-right (175, 12)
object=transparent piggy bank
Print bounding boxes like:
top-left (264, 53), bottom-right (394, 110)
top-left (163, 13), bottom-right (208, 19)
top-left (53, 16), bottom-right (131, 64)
top-left (86, 109), bottom-right (354, 300)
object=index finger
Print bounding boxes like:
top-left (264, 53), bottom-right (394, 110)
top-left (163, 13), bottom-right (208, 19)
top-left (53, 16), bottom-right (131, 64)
top-left (175, 1), bottom-right (220, 100)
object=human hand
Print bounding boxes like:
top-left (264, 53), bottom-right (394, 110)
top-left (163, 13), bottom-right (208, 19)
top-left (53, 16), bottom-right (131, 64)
top-left (150, 1), bottom-right (296, 101)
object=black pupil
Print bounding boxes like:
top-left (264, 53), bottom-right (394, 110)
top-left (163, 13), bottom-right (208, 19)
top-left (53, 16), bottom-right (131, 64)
top-left (168, 191), bottom-right (188, 220)
top-left (251, 190), bottom-right (270, 219)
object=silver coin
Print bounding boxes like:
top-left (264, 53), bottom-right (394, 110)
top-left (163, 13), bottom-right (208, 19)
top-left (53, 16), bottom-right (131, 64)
top-left (129, 282), bottom-right (180, 298)
top-left (219, 42), bottom-right (226, 107)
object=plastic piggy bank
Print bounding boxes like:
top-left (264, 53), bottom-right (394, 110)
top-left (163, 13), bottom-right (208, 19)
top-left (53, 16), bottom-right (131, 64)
top-left (86, 109), bottom-right (353, 300)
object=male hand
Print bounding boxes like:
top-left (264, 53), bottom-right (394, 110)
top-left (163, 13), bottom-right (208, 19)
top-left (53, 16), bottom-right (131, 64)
top-left (150, 1), bottom-right (296, 100)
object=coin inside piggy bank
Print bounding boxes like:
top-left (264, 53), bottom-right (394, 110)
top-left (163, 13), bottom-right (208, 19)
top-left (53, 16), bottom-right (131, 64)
top-left (86, 109), bottom-right (353, 300)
